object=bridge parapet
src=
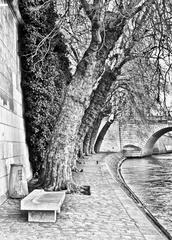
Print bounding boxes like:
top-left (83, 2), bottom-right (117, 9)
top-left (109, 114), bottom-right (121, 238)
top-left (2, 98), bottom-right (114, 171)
top-left (99, 119), bottom-right (172, 156)
top-left (146, 115), bottom-right (172, 123)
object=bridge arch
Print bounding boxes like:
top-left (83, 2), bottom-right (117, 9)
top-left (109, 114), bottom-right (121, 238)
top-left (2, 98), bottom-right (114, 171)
top-left (123, 144), bottom-right (141, 150)
top-left (142, 127), bottom-right (172, 156)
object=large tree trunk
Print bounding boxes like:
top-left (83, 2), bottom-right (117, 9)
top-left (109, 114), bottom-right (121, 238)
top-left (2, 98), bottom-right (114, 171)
top-left (76, 65), bottom-right (121, 158)
top-left (83, 129), bottom-right (92, 156)
top-left (88, 113), bottom-right (103, 154)
top-left (38, 5), bottom-right (128, 192)
top-left (66, 11), bottom-right (127, 165)
top-left (75, 71), bottom-right (115, 158)
top-left (83, 113), bottom-right (103, 155)
top-left (91, 12), bottom-right (126, 81)
top-left (94, 119), bottom-right (114, 153)
top-left (74, 12), bottom-right (126, 155)
top-left (39, 38), bottom-right (103, 192)
top-left (73, 4), bottom-right (150, 160)
top-left (40, 67), bottom-right (97, 191)
top-left (38, 0), bottom-right (108, 192)
top-left (40, 42), bottom-right (129, 192)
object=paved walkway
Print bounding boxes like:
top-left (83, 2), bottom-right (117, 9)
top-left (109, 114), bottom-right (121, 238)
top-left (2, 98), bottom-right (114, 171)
top-left (0, 153), bottom-right (167, 240)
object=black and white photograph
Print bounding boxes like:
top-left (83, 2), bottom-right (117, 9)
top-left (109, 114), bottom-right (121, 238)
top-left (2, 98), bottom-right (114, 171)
top-left (0, 0), bottom-right (172, 239)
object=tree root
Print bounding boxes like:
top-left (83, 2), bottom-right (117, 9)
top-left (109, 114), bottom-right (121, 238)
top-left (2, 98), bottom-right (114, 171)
top-left (76, 157), bottom-right (85, 164)
top-left (28, 178), bottom-right (43, 192)
top-left (66, 181), bottom-right (91, 195)
top-left (76, 159), bottom-right (82, 164)
top-left (72, 166), bottom-right (83, 172)
top-left (28, 174), bottom-right (90, 195)
top-left (44, 184), bottom-right (56, 192)
top-left (80, 185), bottom-right (91, 195)
top-left (37, 180), bottom-right (91, 195)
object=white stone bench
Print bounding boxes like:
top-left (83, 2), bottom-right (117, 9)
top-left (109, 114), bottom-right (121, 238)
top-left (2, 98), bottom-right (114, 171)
top-left (20, 189), bottom-right (66, 222)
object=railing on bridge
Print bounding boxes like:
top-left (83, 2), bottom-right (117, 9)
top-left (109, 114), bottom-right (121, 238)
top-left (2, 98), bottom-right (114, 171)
top-left (119, 113), bottom-right (172, 125)
top-left (147, 115), bottom-right (172, 123)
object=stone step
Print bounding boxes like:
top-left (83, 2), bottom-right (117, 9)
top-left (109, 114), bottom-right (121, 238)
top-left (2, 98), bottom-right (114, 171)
top-left (20, 189), bottom-right (66, 222)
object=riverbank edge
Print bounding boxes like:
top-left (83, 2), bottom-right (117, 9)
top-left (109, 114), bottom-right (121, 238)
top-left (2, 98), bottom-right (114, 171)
top-left (105, 152), bottom-right (172, 240)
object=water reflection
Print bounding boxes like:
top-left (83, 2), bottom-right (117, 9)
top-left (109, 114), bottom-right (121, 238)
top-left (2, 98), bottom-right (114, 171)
top-left (121, 153), bottom-right (172, 234)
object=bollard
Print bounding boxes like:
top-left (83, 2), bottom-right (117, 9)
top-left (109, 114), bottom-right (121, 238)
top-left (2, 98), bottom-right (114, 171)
top-left (9, 164), bottom-right (28, 199)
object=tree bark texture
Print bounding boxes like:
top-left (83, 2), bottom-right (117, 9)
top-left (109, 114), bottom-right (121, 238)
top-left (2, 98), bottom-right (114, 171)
top-left (39, 7), bottom-right (127, 191)
top-left (94, 120), bottom-right (114, 153)
top-left (40, 45), bottom-right (100, 191)
top-left (82, 113), bottom-right (103, 155)
top-left (91, 13), bottom-right (126, 81)
top-left (76, 39), bottom-right (131, 159)
top-left (73, 13), bottom-right (127, 160)
top-left (88, 113), bottom-right (103, 154)
top-left (83, 128), bottom-right (92, 156)
top-left (76, 70), bottom-right (117, 155)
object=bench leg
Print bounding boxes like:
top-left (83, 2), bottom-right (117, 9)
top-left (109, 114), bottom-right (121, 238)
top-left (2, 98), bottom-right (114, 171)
top-left (28, 210), bottom-right (56, 222)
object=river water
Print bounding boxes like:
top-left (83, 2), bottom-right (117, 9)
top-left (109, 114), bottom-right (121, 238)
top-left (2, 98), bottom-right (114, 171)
top-left (121, 153), bottom-right (172, 235)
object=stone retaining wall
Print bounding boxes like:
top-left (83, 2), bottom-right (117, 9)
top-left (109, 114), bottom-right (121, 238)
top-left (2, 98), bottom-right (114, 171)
top-left (0, 1), bottom-right (32, 204)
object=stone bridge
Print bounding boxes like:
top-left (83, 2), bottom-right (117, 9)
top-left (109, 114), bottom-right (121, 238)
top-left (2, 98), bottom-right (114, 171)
top-left (99, 117), bottom-right (172, 157)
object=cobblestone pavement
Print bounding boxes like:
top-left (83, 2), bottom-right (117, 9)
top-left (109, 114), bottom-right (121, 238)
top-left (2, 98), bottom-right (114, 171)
top-left (0, 153), bottom-right (167, 240)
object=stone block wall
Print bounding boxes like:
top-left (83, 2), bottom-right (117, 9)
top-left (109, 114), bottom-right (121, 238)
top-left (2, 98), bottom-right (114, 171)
top-left (0, 1), bottom-right (32, 204)
top-left (99, 119), bottom-right (172, 154)
top-left (99, 119), bottom-right (121, 152)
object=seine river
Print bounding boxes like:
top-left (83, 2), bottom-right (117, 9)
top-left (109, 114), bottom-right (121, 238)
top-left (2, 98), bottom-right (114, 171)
top-left (121, 154), bottom-right (172, 236)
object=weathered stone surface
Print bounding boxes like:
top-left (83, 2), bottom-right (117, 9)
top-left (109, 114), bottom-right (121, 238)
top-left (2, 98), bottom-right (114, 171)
top-left (21, 189), bottom-right (65, 211)
top-left (0, 2), bottom-right (32, 203)
top-left (21, 189), bottom-right (66, 222)
top-left (28, 210), bottom-right (56, 223)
